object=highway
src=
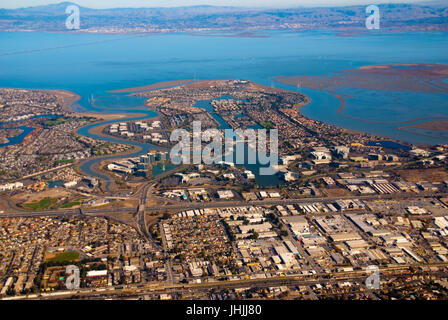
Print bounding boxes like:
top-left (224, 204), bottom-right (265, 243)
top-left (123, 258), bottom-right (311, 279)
top-left (1, 191), bottom-right (447, 219)
top-left (136, 182), bottom-right (161, 250)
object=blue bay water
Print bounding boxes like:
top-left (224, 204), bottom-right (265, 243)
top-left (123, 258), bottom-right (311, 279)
top-left (0, 30), bottom-right (448, 146)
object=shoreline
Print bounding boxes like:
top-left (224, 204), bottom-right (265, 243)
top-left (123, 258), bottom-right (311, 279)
top-left (72, 80), bottom-right (407, 149)
top-left (5, 73), bottom-right (442, 147)
top-left (275, 63), bottom-right (448, 144)
top-left (0, 88), bottom-right (81, 113)
top-left (51, 89), bottom-right (81, 113)
top-left (36, 89), bottom-right (79, 113)
top-left (2, 26), bottom-right (448, 36)
top-left (1, 77), bottom-right (431, 164)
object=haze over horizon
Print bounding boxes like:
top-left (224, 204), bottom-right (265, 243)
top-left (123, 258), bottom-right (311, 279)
top-left (0, 0), bottom-right (440, 9)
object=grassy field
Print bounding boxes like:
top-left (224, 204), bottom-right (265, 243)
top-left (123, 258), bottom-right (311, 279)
top-left (60, 200), bottom-right (81, 208)
top-left (261, 121), bottom-right (274, 129)
top-left (44, 117), bottom-right (72, 127)
top-left (47, 251), bottom-right (80, 263)
top-left (24, 197), bottom-right (58, 210)
top-left (55, 159), bottom-right (74, 164)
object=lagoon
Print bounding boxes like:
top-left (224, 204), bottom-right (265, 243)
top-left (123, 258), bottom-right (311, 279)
top-left (0, 114), bottom-right (61, 147)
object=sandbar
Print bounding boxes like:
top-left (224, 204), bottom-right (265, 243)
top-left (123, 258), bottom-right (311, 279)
top-left (399, 120), bottom-right (448, 133)
top-left (107, 79), bottom-right (193, 93)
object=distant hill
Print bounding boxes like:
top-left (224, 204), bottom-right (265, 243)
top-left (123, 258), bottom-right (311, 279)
top-left (0, 2), bottom-right (446, 33)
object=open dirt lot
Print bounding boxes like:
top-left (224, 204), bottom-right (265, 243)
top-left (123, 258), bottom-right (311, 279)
top-left (11, 188), bottom-right (73, 204)
top-left (396, 168), bottom-right (448, 183)
top-left (322, 188), bottom-right (351, 197)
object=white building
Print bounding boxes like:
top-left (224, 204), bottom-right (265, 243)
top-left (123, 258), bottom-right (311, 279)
top-left (311, 151), bottom-right (332, 164)
top-left (0, 182), bottom-right (24, 191)
top-left (64, 181), bottom-right (78, 188)
top-left (244, 170), bottom-right (255, 179)
top-left (217, 190), bottom-right (234, 199)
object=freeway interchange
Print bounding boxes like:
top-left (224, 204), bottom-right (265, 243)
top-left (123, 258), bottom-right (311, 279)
top-left (1, 189), bottom-right (447, 220)
top-left (1, 185), bottom-right (448, 300)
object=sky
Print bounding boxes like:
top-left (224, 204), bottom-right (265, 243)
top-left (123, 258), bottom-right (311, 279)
top-left (0, 0), bottom-right (436, 9)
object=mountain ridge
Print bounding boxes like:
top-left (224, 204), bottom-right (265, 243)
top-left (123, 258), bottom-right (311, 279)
top-left (0, 2), bottom-right (446, 33)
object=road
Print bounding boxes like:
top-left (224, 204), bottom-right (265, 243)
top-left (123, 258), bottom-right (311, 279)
top-left (136, 182), bottom-right (161, 250)
top-left (21, 163), bottom-right (74, 180)
top-left (159, 223), bottom-right (175, 286)
top-left (1, 191), bottom-right (447, 219)
top-left (4, 263), bottom-right (447, 300)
